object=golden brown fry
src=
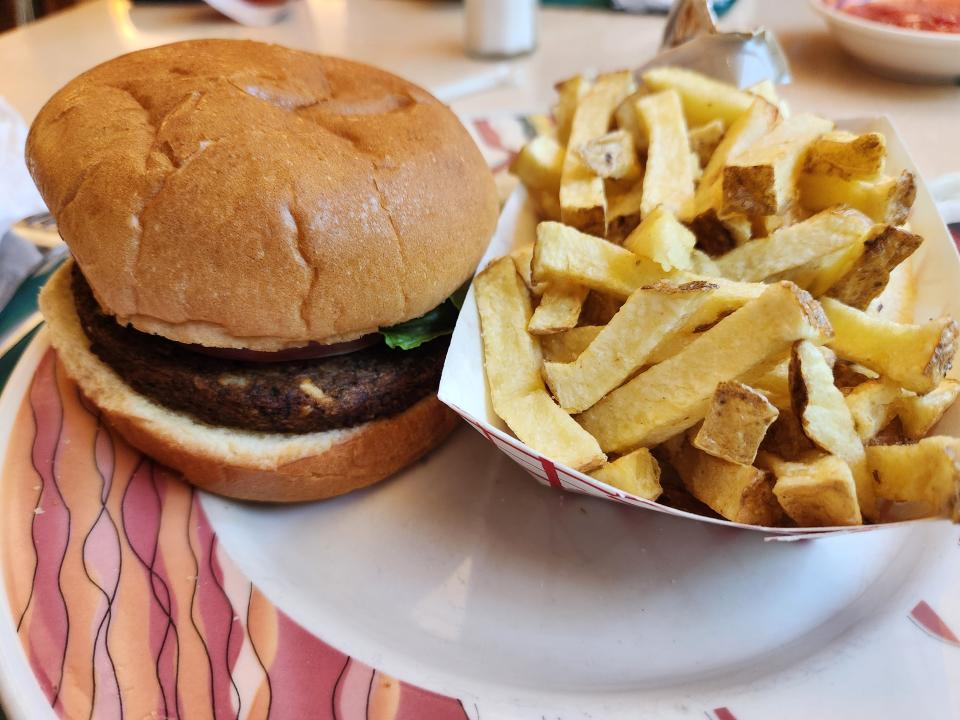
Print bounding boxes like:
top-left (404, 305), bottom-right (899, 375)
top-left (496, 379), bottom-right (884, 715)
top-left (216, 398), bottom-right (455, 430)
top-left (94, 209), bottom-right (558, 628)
top-left (715, 207), bottom-right (872, 282)
top-left (615, 89), bottom-right (648, 152)
top-left (642, 66), bottom-right (756, 127)
top-left (790, 339), bottom-right (875, 519)
top-left (843, 378), bottom-right (902, 442)
top-left (637, 90), bottom-right (695, 217)
top-left (758, 452), bottom-right (862, 527)
top-left (527, 283), bottom-right (589, 335)
top-left (510, 245), bottom-right (544, 295)
top-left (799, 169), bottom-right (916, 225)
top-left (580, 290), bottom-right (623, 325)
top-left (896, 379), bottom-right (960, 440)
top-left (722, 114), bottom-right (834, 217)
top-left (511, 135), bottom-right (565, 194)
top-left (605, 176), bottom-right (646, 242)
top-left (644, 277), bottom-right (766, 363)
top-left (577, 129), bottom-right (640, 180)
top-left (554, 75), bottom-right (590, 146)
top-left (821, 297), bottom-right (959, 394)
top-left (532, 221), bottom-right (667, 299)
top-left (867, 258), bottom-right (916, 323)
top-left (544, 281), bottom-right (716, 413)
top-left (578, 282), bottom-right (831, 452)
top-left (686, 208), bottom-right (753, 256)
top-left (825, 225), bottom-right (922, 309)
top-left (804, 130), bottom-right (886, 180)
top-left (539, 325), bottom-right (603, 363)
top-left (688, 99), bottom-right (779, 221)
top-left (590, 448), bottom-right (662, 500)
top-left (623, 206), bottom-right (696, 271)
top-left (866, 437), bottom-right (960, 519)
top-left (688, 118), bottom-right (726, 168)
top-left (560, 71), bottom-right (635, 235)
top-left (662, 434), bottom-right (782, 525)
top-left (693, 381), bottom-right (779, 465)
top-left (475, 257), bottom-right (605, 471)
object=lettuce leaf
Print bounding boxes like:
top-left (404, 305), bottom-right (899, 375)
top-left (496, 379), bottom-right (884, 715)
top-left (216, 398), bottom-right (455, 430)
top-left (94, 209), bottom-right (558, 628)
top-left (380, 281), bottom-right (470, 350)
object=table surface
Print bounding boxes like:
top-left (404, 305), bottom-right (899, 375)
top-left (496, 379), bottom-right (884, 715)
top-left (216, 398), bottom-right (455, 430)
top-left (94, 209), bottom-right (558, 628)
top-left (0, 0), bottom-right (958, 180)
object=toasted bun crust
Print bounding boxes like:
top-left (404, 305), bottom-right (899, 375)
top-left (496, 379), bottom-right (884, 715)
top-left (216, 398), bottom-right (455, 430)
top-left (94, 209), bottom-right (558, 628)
top-left (27, 40), bottom-right (498, 350)
top-left (39, 262), bottom-right (459, 502)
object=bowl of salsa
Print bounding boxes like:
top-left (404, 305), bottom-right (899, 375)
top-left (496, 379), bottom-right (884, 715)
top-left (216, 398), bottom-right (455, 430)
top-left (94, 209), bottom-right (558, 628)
top-left (812, 0), bottom-right (960, 81)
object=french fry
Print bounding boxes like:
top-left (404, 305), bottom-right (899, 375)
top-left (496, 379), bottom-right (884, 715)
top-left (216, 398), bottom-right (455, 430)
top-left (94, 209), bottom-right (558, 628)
top-left (475, 257), bottom-right (605, 470)
top-left (821, 297), bottom-right (959, 394)
top-left (843, 379), bottom-right (902, 441)
top-left (662, 434), bottom-right (782, 525)
top-left (778, 243), bottom-right (865, 299)
top-left (896, 379), bottom-right (960, 440)
top-left (532, 221), bottom-right (667, 299)
top-left (686, 208), bottom-right (753, 256)
top-left (577, 129), bottom-right (640, 180)
top-left (758, 452), bottom-right (862, 527)
top-left (510, 245), bottom-right (544, 295)
top-left (722, 113), bottom-right (834, 217)
top-left (614, 89), bottom-right (648, 152)
top-left (605, 176), bottom-right (646, 241)
top-left (804, 130), bottom-right (886, 180)
top-left (763, 409), bottom-right (817, 461)
top-left (644, 278), bottom-right (766, 363)
top-left (530, 188), bottom-right (562, 221)
top-left (527, 283), bottom-right (589, 335)
top-left (560, 71), bottom-right (635, 235)
top-left (693, 381), bottom-right (779, 465)
top-left (590, 448), bottom-right (662, 500)
top-left (690, 248), bottom-right (721, 276)
top-left (578, 282), bottom-right (832, 452)
top-left (714, 207), bottom-right (872, 282)
top-left (637, 90), bottom-right (695, 217)
top-left (510, 135), bottom-right (565, 194)
top-left (554, 75), bottom-right (590, 146)
top-left (580, 290), bottom-right (623, 325)
top-left (544, 281), bottom-right (717, 412)
top-left (790, 339), bottom-right (875, 518)
top-left (689, 98), bottom-right (779, 219)
top-left (623, 206), bottom-right (696, 271)
top-left (688, 118), bottom-right (726, 168)
top-left (746, 80), bottom-right (782, 108)
top-left (825, 226), bottom-right (922, 309)
top-left (642, 66), bottom-right (756, 127)
top-left (799, 169), bottom-right (916, 225)
top-left (539, 325), bottom-right (603, 363)
top-left (747, 346), bottom-right (835, 410)
top-left (866, 437), bottom-right (960, 519)
top-left (867, 257), bottom-right (915, 323)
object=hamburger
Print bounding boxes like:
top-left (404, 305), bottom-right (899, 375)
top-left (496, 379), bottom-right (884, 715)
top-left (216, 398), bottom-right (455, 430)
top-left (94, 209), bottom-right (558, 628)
top-left (30, 40), bottom-right (499, 502)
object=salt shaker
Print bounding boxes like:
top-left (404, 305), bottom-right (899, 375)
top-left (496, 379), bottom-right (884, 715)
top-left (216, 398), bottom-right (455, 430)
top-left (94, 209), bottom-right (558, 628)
top-left (464, 0), bottom-right (538, 59)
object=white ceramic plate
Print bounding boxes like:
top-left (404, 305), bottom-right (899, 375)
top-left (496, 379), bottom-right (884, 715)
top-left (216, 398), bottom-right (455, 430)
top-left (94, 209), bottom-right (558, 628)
top-left (2, 336), bottom-right (959, 720)
top-left (811, 0), bottom-right (960, 82)
top-left (1, 114), bottom-right (959, 719)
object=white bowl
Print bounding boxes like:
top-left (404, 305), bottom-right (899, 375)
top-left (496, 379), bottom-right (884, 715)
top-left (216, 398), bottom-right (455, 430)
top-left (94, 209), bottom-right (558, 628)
top-left (810, 0), bottom-right (960, 83)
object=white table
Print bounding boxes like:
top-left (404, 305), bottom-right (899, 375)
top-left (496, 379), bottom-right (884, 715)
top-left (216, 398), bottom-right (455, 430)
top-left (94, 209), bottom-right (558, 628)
top-left (0, 0), bottom-right (958, 179)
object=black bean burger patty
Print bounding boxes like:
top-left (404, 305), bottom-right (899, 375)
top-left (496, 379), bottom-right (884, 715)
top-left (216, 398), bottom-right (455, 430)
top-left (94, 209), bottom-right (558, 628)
top-left (72, 266), bottom-right (448, 434)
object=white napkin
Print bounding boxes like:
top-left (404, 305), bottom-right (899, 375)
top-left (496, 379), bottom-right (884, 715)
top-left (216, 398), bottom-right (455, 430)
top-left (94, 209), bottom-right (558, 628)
top-left (0, 98), bottom-right (47, 312)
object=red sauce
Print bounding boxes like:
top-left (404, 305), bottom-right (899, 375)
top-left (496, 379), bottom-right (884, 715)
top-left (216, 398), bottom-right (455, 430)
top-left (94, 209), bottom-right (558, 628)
top-left (841, 0), bottom-right (960, 33)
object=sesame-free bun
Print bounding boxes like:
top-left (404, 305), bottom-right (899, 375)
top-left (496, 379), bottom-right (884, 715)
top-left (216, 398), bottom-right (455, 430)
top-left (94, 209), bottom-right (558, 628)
top-left (39, 263), bottom-right (460, 502)
top-left (27, 40), bottom-right (499, 350)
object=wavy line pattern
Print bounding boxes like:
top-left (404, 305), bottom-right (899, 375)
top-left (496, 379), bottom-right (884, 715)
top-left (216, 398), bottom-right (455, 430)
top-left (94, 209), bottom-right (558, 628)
top-left (0, 350), bottom-right (468, 719)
